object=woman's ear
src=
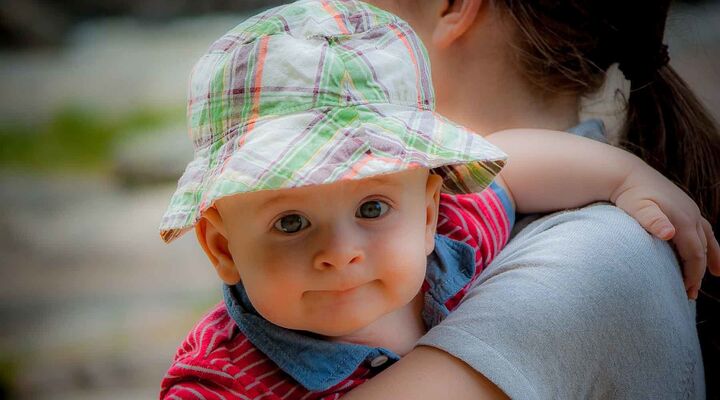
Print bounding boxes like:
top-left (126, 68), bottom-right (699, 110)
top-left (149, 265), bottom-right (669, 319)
top-left (195, 207), bottom-right (241, 285)
top-left (425, 173), bottom-right (444, 255)
top-left (432, 0), bottom-right (483, 49)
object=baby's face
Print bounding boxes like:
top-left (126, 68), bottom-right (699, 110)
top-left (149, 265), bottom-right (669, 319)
top-left (213, 168), bottom-right (441, 337)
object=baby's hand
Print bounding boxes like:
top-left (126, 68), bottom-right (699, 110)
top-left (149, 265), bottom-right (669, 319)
top-left (611, 164), bottom-right (720, 299)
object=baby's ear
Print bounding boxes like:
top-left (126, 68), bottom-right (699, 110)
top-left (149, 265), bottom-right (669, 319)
top-left (195, 207), bottom-right (241, 285)
top-left (425, 173), bottom-right (443, 255)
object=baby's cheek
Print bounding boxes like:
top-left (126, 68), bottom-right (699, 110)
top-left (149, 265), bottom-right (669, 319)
top-left (376, 237), bottom-right (427, 299)
top-left (244, 250), bottom-right (312, 325)
top-left (242, 268), bottom-right (299, 316)
top-left (247, 285), bottom-right (299, 327)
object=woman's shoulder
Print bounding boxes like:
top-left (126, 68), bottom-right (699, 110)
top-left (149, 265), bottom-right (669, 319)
top-left (482, 203), bottom-right (685, 302)
top-left (507, 203), bottom-right (675, 264)
top-left (421, 204), bottom-right (703, 400)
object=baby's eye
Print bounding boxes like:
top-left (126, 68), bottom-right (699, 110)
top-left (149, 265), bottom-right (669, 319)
top-left (356, 200), bottom-right (390, 219)
top-left (274, 214), bottom-right (310, 233)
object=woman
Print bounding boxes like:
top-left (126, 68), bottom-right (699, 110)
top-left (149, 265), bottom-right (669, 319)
top-left (344, 0), bottom-right (720, 398)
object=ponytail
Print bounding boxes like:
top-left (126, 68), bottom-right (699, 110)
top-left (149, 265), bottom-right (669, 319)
top-left (499, 0), bottom-right (720, 227)
top-left (621, 65), bottom-right (720, 226)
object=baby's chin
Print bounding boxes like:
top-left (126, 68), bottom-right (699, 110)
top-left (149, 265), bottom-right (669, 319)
top-left (310, 314), bottom-right (384, 338)
top-left (316, 320), bottom-right (376, 339)
top-left (278, 309), bottom-right (391, 339)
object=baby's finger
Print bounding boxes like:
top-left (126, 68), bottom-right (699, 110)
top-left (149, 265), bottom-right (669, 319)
top-left (673, 228), bottom-right (706, 295)
top-left (697, 221), bottom-right (708, 257)
top-left (634, 201), bottom-right (676, 240)
top-left (703, 219), bottom-right (720, 276)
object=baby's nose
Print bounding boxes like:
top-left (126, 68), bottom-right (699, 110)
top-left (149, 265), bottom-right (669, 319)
top-left (312, 247), bottom-right (364, 270)
top-left (311, 218), bottom-right (368, 271)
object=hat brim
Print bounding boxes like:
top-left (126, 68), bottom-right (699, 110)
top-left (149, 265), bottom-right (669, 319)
top-left (160, 104), bottom-right (505, 243)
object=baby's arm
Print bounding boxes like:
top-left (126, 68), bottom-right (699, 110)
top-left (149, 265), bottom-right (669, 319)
top-left (485, 129), bottom-right (719, 298)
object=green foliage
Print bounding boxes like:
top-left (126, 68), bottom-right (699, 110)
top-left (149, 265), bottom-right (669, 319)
top-left (0, 106), bottom-right (183, 172)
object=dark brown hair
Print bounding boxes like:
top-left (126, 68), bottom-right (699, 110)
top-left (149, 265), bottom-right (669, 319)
top-left (499, 0), bottom-right (720, 226)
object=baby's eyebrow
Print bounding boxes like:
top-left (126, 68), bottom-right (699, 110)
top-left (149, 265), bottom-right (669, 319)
top-left (257, 192), bottom-right (296, 210)
top-left (254, 176), bottom-right (401, 211)
top-left (361, 175), bottom-right (393, 185)
top-left (356, 174), bottom-right (403, 189)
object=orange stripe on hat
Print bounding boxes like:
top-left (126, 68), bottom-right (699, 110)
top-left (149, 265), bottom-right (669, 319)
top-left (218, 36), bottom-right (271, 189)
top-left (389, 25), bottom-right (423, 109)
top-left (343, 154), bottom-right (407, 180)
top-left (245, 36), bottom-right (271, 135)
top-left (321, 0), bottom-right (351, 34)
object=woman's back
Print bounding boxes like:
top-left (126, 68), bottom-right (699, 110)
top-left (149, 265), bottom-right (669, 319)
top-left (359, 0), bottom-right (718, 397)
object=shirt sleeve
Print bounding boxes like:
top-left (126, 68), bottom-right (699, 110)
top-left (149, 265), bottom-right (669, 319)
top-left (162, 381), bottom-right (259, 400)
top-left (160, 351), bottom-right (273, 400)
top-left (437, 182), bottom-right (515, 272)
top-left (159, 303), bottom-right (278, 400)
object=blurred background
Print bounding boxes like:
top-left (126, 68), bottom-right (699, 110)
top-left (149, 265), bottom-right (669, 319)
top-left (0, 0), bottom-right (718, 399)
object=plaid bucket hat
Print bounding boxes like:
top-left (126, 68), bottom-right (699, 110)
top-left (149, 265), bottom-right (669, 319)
top-left (159, 0), bottom-right (507, 243)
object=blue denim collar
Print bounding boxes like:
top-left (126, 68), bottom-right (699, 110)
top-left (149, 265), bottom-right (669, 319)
top-left (568, 118), bottom-right (607, 143)
top-left (223, 234), bottom-right (476, 391)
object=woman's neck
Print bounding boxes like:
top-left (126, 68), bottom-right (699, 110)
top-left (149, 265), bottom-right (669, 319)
top-left (435, 46), bottom-right (581, 135)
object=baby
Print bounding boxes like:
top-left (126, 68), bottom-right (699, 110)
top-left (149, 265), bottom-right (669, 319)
top-left (159, 1), bottom-right (717, 398)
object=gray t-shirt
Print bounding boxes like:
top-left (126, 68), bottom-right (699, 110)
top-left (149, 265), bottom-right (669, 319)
top-left (417, 122), bottom-right (705, 399)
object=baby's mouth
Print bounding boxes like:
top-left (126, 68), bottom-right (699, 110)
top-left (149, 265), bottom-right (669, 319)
top-left (306, 280), bottom-right (377, 297)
